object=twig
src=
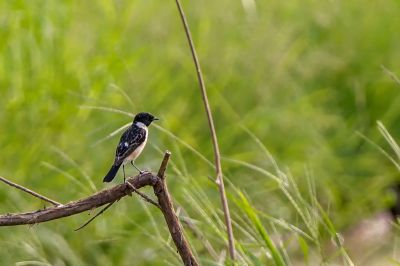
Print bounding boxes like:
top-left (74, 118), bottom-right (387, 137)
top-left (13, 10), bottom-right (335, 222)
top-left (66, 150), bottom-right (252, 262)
top-left (75, 201), bottom-right (116, 231)
top-left (173, 0), bottom-right (236, 261)
top-left (125, 181), bottom-right (160, 209)
top-left (157, 150), bottom-right (171, 179)
top-left (153, 152), bottom-right (199, 266)
top-left (0, 176), bottom-right (62, 206)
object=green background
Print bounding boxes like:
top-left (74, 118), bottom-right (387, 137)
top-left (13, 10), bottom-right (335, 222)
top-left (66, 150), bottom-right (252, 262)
top-left (0, 0), bottom-right (400, 265)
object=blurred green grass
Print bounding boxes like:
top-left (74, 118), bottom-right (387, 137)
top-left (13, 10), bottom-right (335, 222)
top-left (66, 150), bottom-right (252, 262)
top-left (1, 0), bottom-right (400, 265)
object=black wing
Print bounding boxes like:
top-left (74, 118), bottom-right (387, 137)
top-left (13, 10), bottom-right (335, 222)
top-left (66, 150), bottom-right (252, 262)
top-left (114, 125), bottom-right (146, 165)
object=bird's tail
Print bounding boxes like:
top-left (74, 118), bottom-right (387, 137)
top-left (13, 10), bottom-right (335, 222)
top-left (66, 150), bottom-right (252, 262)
top-left (103, 164), bottom-right (121, 182)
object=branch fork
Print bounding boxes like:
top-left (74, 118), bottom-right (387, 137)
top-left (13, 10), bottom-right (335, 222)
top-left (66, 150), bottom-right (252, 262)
top-left (0, 151), bottom-right (199, 266)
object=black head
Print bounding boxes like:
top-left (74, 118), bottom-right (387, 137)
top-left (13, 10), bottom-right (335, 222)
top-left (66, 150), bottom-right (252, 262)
top-left (133, 112), bottom-right (158, 126)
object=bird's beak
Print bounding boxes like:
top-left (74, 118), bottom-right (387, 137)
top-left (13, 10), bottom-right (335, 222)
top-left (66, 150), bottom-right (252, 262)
top-left (153, 117), bottom-right (159, 121)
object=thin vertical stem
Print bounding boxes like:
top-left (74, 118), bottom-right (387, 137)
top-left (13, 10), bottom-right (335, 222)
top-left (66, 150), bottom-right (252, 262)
top-left (173, 0), bottom-right (236, 261)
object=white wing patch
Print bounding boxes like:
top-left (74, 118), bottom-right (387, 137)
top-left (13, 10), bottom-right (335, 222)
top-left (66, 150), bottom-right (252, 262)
top-left (124, 142), bottom-right (129, 147)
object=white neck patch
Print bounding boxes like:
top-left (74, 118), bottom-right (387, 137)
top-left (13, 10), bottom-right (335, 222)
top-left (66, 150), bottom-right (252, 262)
top-left (135, 122), bottom-right (147, 129)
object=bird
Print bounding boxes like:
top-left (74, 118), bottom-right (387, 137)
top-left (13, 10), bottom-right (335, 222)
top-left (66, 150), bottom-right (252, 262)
top-left (103, 112), bottom-right (158, 182)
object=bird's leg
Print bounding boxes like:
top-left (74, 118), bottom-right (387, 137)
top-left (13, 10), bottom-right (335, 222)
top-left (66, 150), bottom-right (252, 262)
top-left (123, 164), bottom-right (126, 183)
top-left (131, 161), bottom-right (143, 174)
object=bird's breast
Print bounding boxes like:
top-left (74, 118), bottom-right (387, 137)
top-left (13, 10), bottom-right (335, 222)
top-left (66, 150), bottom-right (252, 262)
top-left (124, 131), bottom-right (148, 164)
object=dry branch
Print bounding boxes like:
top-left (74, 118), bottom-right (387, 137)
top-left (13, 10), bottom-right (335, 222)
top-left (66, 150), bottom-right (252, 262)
top-left (0, 172), bottom-right (157, 226)
top-left (154, 152), bottom-right (199, 266)
top-left (0, 152), bottom-right (198, 266)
